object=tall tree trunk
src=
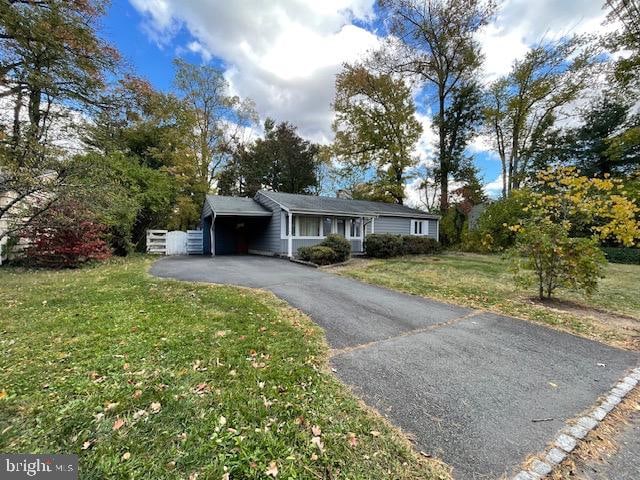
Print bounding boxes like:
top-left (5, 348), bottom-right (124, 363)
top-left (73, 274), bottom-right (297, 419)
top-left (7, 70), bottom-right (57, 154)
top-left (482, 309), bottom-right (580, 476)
top-left (438, 91), bottom-right (448, 212)
top-left (501, 154), bottom-right (507, 199)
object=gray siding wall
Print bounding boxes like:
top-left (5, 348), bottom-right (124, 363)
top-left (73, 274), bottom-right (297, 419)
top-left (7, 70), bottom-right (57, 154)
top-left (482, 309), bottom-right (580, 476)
top-left (251, 193), bottom-right (281, 253)
top-left (372, 216), bottom-right (438, 239)
top-left (282, 238), bottom-right (363, 255)
top-left (427, 220), bottom-right (438, 239)
top-left (374, 216), bottom-right (411, 234)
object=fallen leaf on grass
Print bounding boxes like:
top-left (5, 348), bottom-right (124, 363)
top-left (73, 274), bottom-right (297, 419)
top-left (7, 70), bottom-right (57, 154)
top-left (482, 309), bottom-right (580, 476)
top-left (369, 430), bottom-right (381, 437)
top-left (346, 432), bottom-right (358, 447)
top-left (104, 402), bottom-right (119, 412)
top-left (193, 383), bottom-right (210, 395)
top-left (132, 390), bottom-right (142, 399)
top-left (311, 425), bottom-right (321, 436)
top-left (310, 453), bottom-right (318, 461)
top-left (133, 410), bottom-right (147, 420)
top-left (81, 440), bottom-right (93, 450)
top-left (311, 436), bottom-right (324, 453)
top-left (112, 418), bottom-right (126, 431)
top-left (265, 461), bottom-right (278, 477)
top-left (121, 452), bottom-right (131, 461)
top-left (150, 402), bottom-right (161, 414)
top-left (0, 390), bottom-right (7, 400)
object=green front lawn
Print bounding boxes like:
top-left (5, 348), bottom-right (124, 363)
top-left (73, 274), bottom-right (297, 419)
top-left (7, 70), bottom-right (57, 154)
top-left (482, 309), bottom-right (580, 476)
top-left (334, 253), bottom-right (640, 350)
top-left (0, 257), bottom-right (450, 479)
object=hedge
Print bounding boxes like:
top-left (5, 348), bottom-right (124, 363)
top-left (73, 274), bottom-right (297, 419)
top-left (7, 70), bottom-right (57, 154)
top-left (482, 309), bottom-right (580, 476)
top-left (601, 247), bottom-right (640, 264)
top-left (364, 234), bottom-right (441, 258)
top-left (364, 234), bottom-right (404, 258)
top-left (402, 235), bottom-right (441, 255)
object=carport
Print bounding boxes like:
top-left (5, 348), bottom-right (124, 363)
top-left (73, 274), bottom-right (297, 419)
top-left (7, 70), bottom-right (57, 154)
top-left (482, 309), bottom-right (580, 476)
top-left (202, 195), bottom-right (273, 256)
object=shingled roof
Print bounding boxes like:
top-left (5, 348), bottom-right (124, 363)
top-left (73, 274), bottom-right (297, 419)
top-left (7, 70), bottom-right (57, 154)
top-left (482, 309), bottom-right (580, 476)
top-left (257, 190), bottom-right (439, 219)
top-left (205, 195), bottom-right (272, 216)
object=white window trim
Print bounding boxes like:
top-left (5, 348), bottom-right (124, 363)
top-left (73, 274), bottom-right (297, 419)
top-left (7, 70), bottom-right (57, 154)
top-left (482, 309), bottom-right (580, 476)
top-left (281, 212), bottom-right (323, 239)
top-left (410, 219), bottom-right (429, 236)
top-left (280, 213), bottom-right (365, 240)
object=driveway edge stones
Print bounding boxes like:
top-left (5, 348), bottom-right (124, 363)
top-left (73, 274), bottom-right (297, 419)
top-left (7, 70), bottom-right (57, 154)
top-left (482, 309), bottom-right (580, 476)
top-left (513, 366), bottom-right (640, 480)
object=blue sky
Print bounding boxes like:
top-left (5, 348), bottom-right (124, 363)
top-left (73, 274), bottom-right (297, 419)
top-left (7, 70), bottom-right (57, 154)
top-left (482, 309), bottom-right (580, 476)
top-left (102, 0), bottom-right (609, 204)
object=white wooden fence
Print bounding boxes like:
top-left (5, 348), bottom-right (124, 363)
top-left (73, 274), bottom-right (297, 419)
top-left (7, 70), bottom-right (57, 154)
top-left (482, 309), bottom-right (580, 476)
top-left (146, 230), bottom-right (203, 255)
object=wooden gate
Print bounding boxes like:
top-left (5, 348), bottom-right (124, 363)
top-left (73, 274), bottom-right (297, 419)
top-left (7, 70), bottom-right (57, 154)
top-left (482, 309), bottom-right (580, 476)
top-left (146, 229), bottom-right (203, 255)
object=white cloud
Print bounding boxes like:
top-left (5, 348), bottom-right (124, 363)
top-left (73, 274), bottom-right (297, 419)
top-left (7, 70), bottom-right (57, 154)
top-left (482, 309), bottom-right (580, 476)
top-left (129, 0), bottom-right (380, 143)
top-left (483, 174), bottom-right (504, 198)
top-left (477, 0), bottom-right (609, 80)
top-left (413, 111), bottom-right (437, 168)
top-left (128, 0), bottom-right (615, 193)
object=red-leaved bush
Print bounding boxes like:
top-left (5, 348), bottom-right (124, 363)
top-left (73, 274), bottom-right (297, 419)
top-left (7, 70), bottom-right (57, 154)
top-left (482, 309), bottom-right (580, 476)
top-left (22, 199), bottom-right (111, 268)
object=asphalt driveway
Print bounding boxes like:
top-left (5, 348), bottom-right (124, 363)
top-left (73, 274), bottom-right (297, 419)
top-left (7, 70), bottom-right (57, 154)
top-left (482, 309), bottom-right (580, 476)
top-left (151, 255), bottom-right (639, 479)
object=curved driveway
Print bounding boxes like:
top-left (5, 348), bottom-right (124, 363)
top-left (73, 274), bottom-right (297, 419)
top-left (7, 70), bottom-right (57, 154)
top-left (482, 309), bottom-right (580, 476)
top-left (151, 255), bottom-right (638, 479)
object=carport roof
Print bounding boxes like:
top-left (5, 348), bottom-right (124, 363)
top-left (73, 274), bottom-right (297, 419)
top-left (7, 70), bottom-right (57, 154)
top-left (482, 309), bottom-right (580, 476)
top-left (205, 195), bottom-right (272, 216)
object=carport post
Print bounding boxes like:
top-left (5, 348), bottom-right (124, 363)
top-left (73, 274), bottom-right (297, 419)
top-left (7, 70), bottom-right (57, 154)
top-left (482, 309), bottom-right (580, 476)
top-left (210, 213), bottom-right (216, 257)
top-left (287, 212), bottom-right (293, 257)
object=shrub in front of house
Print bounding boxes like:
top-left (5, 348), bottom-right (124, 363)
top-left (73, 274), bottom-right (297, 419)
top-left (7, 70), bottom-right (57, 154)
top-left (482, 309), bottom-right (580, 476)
top-left (297, 234), bottom-right (351, 265)
top-left (321, 234), bottom-right (351, 262)
top-left (365, 233), bottom-right (441, 258)
top-left (364, 234), bottom-right (404, 258)
top-left (297, 246), bottom-right (313, 262)
top-left (306, 245), bottom-right (338, 265)
top-left (402, 235), bottom-right (441, 255)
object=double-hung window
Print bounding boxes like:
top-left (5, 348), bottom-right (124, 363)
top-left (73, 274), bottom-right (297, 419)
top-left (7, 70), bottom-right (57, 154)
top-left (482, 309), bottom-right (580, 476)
top-left (411, 219), bottom-right (428, 236)
top-left (298, 216), bottom-right (320, 237)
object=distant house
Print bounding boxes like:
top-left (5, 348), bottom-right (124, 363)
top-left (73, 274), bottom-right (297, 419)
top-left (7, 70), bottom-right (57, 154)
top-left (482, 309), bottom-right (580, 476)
top-left (201, 190), bottom-right (440, 257)
top-left (468, 202), bottom-right (491, 230)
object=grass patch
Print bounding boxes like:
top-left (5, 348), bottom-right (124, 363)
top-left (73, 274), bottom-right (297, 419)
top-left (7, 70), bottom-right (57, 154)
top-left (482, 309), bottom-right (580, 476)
top-left (0, 256), bottom-right (450, 479)
top-left (334, 253), bottom-right (640, 349)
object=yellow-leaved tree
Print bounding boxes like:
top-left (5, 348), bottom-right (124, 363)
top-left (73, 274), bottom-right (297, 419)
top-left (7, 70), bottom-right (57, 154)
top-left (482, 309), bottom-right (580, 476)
top-left (510, 167), bottom-right (640, 299)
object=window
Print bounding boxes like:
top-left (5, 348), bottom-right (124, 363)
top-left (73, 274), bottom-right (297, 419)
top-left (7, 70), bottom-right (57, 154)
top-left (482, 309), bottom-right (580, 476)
top-left (323, 217), bottom-right (333, 236)
top-left (336, 218), bottom-right (346, 237)
top-left (298, 216), bottom-right (320, 237)
top-left (411, 219), bottom-right (428, 236)
top-left (350, 218), bottom-right (362, 237)
top-left (282, 213), bottom-right (324, 238)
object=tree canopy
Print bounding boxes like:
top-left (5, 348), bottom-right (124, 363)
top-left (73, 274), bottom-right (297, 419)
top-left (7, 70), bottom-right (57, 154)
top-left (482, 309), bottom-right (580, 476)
top-left (218, 119), bottom-right (320, 197)
top-left (331, 64), bottom-right (422, 204)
